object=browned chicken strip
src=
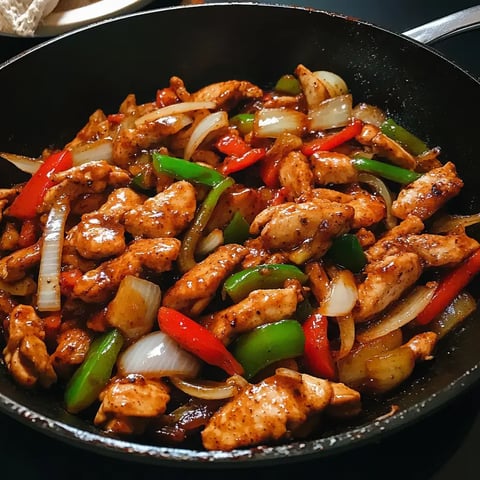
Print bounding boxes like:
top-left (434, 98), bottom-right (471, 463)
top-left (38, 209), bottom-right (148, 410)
top-left (124, 181), bottom-right (197, 238)
top-left (72, 238), bottom-right (180, 303)
top-left (0, 241), bottom-right (41, 282)
top-left (310, 151), bottom-right (359, 185)
top-left (278, 150), bottom-right (314, 199)
top-left (162, 244), bottom-right (248, 317)
top-left (201, 283), bottom-right (303, 345)
top-left (392, 162), bottom-right (463, 220)
top-left (201, 369), bottom-right (333, 451)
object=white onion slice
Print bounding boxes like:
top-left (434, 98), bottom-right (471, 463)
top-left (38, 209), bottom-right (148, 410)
top-left (118, 330), bottom-right (201, 378)
top-left (169, 375), bottom-right (237, 400)
top-left (356, 284), bottom-right (437, 343)
top-left (318, 269), bottom-right (358, 317)
top-left (196, 228), bottom-right (224, 257)
top-left (183, 111), bottom-right (229, 161)
top-left (352, 102), bottom-right (386, 127)
top-left (0, 152), bottom-right (42, 174)
top-left (358, 172), bottom-right (397, 230)
top-left (309, 94), bottom-right (352, 131)
top-left (106, 275), bottom-right (161, 342)
top-left (313, 71), bottom-right (349, 97)
top-left (135, 101), bottom-right (217, 127)
top-left (37, 200), bottom-right (70, 312)
top-left (71, 139), bottom-right (113, 166)
top-left (335, 314), bottom-right (355, 360)
top-left (254, 108), bottom-right (307, 138)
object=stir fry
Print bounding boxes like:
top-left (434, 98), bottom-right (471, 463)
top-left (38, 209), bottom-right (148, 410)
top-left (1, 64), bottom-right (479, 451)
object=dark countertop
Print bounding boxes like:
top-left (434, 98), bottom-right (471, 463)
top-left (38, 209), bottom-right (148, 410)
top-left (1, 1), bottom-right (480, 479)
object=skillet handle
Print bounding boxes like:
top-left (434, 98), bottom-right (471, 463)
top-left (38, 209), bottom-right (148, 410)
top-left (403, 5), bottom-right (480, 44)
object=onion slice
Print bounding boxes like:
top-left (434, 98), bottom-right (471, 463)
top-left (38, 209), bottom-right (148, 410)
top-left (70, 139), bottom-right (113, 166)
top-left (0, 152), bottom-right (42, 174)
top-left (117, 330), bottom-right (201, 378)
top-left (183, 111), bottom-right (229, 160)
top-left (135, 101), bottom-right (216, 127)
top-left (169, 375), bottom-right (237, 400)
top-left (308, 94), bottom-right (352, 131)
top-left (254, 108), bottom-right (308, 138)
top-left (356, 284), bottom-right (437, 343)
top-left (37, 200), bottom-right (70, 312)
top-left (335, 314), bottom-right (356, 360)
top-left (318, 269), bottom-right (358, 317)
top-left (431, 212), bottom-right (480, 234)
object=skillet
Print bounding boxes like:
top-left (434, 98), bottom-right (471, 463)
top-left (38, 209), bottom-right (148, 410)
top-left (1, 2), bottom-right (480, 467)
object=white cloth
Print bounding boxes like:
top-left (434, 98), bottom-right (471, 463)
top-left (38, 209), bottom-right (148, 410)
top-left (0, 0), bottom-right (60, 36)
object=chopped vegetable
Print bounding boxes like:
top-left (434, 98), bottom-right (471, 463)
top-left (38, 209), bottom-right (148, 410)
top-left (157, 307), bottom-right (244, 376)
top-left (7, 149), bottom-right (73, 219)
top-left (352, 155), bottom-right (422, 184)
top-left (326, 233), bottom-right (367, 273)
top-left (64, 328), bottom-right (124, 414)
top-left (274, 74), bottom-right (301, 95)
top-left (416, 248), bottom-right (480, 325)
top-left (219, 148), bottom-right (267, 175)
top-left (231, 319), bottom-right (305, 379)
top-left (223, 211), bottom-right (250, 244)
top-left (380, 118), bottom-right (428, 155)
top-left (223, 263), bottom-right (308, 303)
top-left (229, 113), bottom-right (255, 135)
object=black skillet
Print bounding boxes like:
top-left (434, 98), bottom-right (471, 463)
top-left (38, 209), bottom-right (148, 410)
top-left (1, 2), bottom-right (480, 467)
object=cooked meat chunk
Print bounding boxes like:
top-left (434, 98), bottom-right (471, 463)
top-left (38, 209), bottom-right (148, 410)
top-left (356, 123), bottom-right (416, 169)
top-left (95, 375), bottom-right (170, 435)
top-left (72, 238), bottom-right (180, 303)
top-left (3, 304), bottom-right (56, 388)
top-left (124, 181), bottom-right (197, 238)
top-left (310, 151), bottom-right (359, 185)
top-left (201, 369), bottom-right (333, 451)
top-left (294, 64), bottom-right (330, 108)
top-left (278, 150), bottom-right (314, 199)
top-left (0, 241), bottom-right (41, 282)
top-left (201, 283), bottom-right (303, 345)
top-left (162, 244), bottom-right (248, 317)
top-left (404, 332), bottom-right (438, 361)
top-left (392, 162), bottom-right (463, 220)
top-left (354, 252), bottom-right (422, 322)
top-left (241, 237), bottom-right (290, 269)
top-left (326, 382), bottom-right (362, 418)
top-left (250, 199), bottom-right (354, 263)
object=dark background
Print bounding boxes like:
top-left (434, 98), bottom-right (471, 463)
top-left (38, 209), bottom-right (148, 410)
top-left (1, 1), bottom-right (480, 478)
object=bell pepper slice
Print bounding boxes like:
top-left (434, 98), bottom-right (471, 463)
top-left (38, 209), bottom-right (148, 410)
top-left (301, 119), bottom-right (364, 156)
top-left (8, 149), bottom-right (73, 219)
top-left (152, 153), bottom-right (226, 187)
top-left (219, 148), bottom-right (267, 175)
top-left (275, 74), bottom-right (302, 95)
top-left (416, 248), bottom-right (480, 325)
top-left (302, 312), bottom-right (336, 380)
top-left (259, 156), bottom-right (281, 188)
top-left (223, 263), bottom-right (308, 303)
top-left (229, 113), bottom-right (255, 135)
top-left (380, 118), bottom-right (428, 156)
top-left (352, 155), bottom-right (422, 184)
top-left (157, 306), bottom-right (244, 376)
top-left (223, 211), bottom-right (250, 244)
top-left (64, 328), bottom-right (124, 414)
top-left (215, 134), bottom-right (250, 157)
top-left (178, 176), bottom-right (235, 273)
top-left (231, 319), bottom-right (305, 379)
top-left (326, 233), bottom-right (367, 273)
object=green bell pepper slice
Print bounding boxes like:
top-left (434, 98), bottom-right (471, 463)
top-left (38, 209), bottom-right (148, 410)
top-left (232, 319), bottom-right (305, 379)
top-left (223, 211), bottom-right (250, 244)
top-left (275, 74), bottom-right (302, 95)
top-left (64, 328), bottom-right (124, 414)
top-left (380, 118), bottom-right (428, 156)
top-left (352, 155), bottom-right (422, 184)
top-left (326, 233), bottom-right (367, 273)
top-left (229, 113), bottom-right (255, 136)
top-left (152, 152), bottom-right (226, 187)
top-left (223, 263), bottom-right (308, 303)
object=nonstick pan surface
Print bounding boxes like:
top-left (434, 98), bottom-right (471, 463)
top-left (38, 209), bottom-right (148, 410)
top-left (1, 2), bottom-right (480, 467)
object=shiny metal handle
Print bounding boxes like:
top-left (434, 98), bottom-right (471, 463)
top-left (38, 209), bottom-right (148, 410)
top-left (403, 5), bottom-right (480, 44)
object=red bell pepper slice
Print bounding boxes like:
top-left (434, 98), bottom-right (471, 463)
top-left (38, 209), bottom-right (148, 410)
top-left (157, 306), bottom-right (244, 376)
top-left (7, 149), bottom-right (73, 219)
top-left (302, 312), bottom-right (336, 380)
top-left (216, 134), bottom-right (250, 157)
top-left (416, 248), bottom-right (480, 325)
top-left (259, 156), bottom-right (281, 188)
top-left (301, 119), bottom-right (364, 156)
top-left (219, 148), bottom-right (266, 175)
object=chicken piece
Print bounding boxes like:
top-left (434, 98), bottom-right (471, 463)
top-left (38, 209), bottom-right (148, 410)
top-left (201, 368), bottom-right (333, 451)
top-left (0, 222), bottom-right (20, 251)
top-left (124, 181), bottom-right (197, 238)
top-left (72, 238), bottom-right (180, 303)
top-left (326, 382), bottom-right (362, 418)
top-left (354, 252), bottom-right (422, 322)
top-left (41, 161), bottom-right (131, 211)
top-left (310, 151), bottom-right (359, 185)
top-left (94, 374), bottom-right (170, 435)
top-left (0, 241), bottom-right (41, 282)
top-left (66, 187), bottom-right (145, 260)
top-left (66, 109), bottom-right (110, 146)
top-left (241, 237), bottom-right (290, 269)
top-left (278, 150), bottom-right (314, 200)
top-left (50, 328), bottom-right (92, 379)
top-left (162, 244), bottom-right (248, 317)
top-left (391, 162), bottom-right (463, 220)
top-left (355, 123), bottom-right (416, 169)
top-left (294, 64), bottom-right (330, 108)
top-left (250, 199), bottom-right (354, 263)
top-left (404, 332), bottom-right (438, 361)
top-left (201, 283), bottom-right (303, 345)
top-left (190, 80), bottom-right (263, 110)
top-left (2, 304), bottom-right (56, 388)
